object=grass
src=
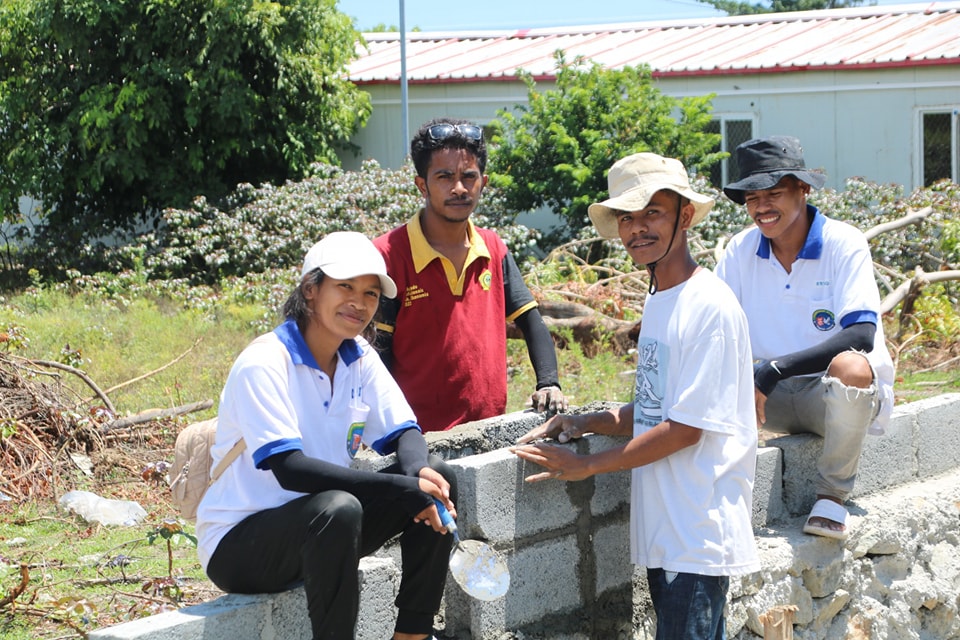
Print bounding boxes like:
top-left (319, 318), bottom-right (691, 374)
top-left (0, 287), bottom-right (260, 638)
top-left (893, 368), bottom-right (960, 403)
top-left (1, 487), bottom-right (213, 640)
top-left (0, 289), bottom-right (261, 419)
top-left (0, 282), bottom-right (957, 638)
top-left (506, 328), bottom-right (635, 412)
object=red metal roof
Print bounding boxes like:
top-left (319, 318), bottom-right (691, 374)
top-left (348, 2), bottom-right (960, 84)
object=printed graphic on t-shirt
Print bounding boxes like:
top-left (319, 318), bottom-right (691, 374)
top-left (634, 338), bottom-right (664, 428)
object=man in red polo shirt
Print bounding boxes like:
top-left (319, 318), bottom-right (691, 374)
top-left (373, 117), bottom-right (566, 433)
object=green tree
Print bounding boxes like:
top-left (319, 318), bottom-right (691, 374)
top-left (488, 51), bottom-right (723, 248)
top-left (0, 0), bottom-right (370, 252)
top-left (697, 0), bottom-right (863, 15)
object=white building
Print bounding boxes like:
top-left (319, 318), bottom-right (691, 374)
top-left (341, 2), bottom-right (960, 192)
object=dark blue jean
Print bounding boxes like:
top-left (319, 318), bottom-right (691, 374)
top-left (647, 568), bottom-right (729, 640)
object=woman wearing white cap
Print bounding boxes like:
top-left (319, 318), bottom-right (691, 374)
top-left (196, 231), bottom-right (453, 640)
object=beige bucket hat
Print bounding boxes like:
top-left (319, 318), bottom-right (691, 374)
top-left (588, 153), bottom-right (715, 239)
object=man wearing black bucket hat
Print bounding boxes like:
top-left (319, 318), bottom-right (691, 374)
top-left (716, 136), bottom-right (895, 541)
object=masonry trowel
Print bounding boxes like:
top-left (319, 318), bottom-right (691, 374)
top-left (434, 499), bottom-right (510, 601)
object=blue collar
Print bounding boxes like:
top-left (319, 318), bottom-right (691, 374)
top-left (756, 204), bottom-right (824, 260)
top-left (273, 318), bottom-right (363, 369)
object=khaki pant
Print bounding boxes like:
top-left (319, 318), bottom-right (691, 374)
top-left (763, 368), bottom-right (880, 502)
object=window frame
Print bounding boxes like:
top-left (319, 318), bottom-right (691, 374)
top-left (705, 114), bottom-right (756, 188)
top-left (916, 106), bottom-right (959, 188)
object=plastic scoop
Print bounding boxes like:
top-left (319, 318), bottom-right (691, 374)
top-left (434, 499), bottom-right (510, 601)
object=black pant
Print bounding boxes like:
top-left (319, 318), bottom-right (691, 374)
top-left (206, 455), bottom-right (456, 640)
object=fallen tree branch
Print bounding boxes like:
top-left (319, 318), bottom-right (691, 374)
top-left (510, 310), bottom-right (640, 356)
top-left (864, 207), bottom-right (931, 241)
top-left (21, 358), bottom-right (116, 415)
top-left (537, 300), bottom-right (603, 319)
top-left (0, 564), bottom-right (30, 608)
top-left (99, 338), bottom-right (202, 397)
top-left (100, 399), bottom-right (214, 432)
top-left (880, 267), bottom-right (960, 315)
top-left (914, 354), bottom-right (960, 375)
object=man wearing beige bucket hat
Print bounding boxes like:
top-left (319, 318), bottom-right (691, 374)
top-left (716, 136), bottom-right (895, 541)
top-left (514, 153), bottom-right (760, 639)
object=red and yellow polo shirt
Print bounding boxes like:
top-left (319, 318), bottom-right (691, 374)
top-left (373, 214), bottom-right (537, 432)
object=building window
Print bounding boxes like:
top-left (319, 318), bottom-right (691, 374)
top-left (705, 117), bottom-right (754, 188)
top-left (921, 109), bottom-right (959, 187)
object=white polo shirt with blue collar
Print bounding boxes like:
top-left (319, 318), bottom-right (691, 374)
top-left (716, 205), bottom-right (895, 434)
top-left (195, 319), bottom-right (419, 570)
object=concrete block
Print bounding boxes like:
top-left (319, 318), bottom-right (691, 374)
top-left (446, 534), bottom-right (583, 639)
top-left (591, 466), bottom-right (631, 518)
top-left (477, 410), bottom-right (548, 450)
top-left (88, 558), bottom-right (397, 640)
top-left (88, 589), bottom-right (310, 640)
top-left (356, 557), bottom-right (400, 640)
top-left (424, 411), bottom-right (546, 462)
top-left (915, 393), bottom-right (960, 477)
top-left (452, 448), bottom-right (578, 543)
top-left (593, 519), bottom-right (633, 595)
top-left (753, 446), bottom-right (784, 527)
top-left (851, 405), bottom-right (917, 498)
top-left (585, 435), bottom-right (632, 517)
top-left (767, 433), bottom-right (822, 517)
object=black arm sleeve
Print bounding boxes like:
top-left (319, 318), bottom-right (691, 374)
top-left (754, 322), bottom-right (876, 395)
top-left (394, 427), bottom-right (430, 477)
top-left (514, 307), bottom-right (561, 390)
top-left (266, 450), bottom-right (430, 516)
top-left (502, 252), bottom-right (536, 317)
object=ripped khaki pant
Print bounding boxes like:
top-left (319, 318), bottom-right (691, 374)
top-left (762, 369), bottom-right (880, 502)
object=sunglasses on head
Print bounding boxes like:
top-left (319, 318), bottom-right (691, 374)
top-left (426, 123), bottom-right (483, 142)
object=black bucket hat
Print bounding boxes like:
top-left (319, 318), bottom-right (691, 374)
top-left (723, 136), bottom-right (827, 205)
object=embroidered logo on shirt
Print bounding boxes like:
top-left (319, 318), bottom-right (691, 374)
top-left (404, 285), bottom-right (429, 308)
top-left (346, 422), bottom-right (364, 458)
top-left (812, 309), bottom-right (835, 331)
top-left (478, 269), bottom-right (492, 291)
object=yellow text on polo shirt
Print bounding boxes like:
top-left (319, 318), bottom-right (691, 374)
top-left (404, 285), bottom-right (429, 308)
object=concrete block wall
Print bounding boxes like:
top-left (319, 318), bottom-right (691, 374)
top-left (89, 393), bottom-right (960, 640)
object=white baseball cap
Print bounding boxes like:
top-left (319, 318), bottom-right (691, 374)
top-left (301, 231), bottom-right (397, 299)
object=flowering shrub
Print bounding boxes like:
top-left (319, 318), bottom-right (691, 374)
top-left (127, 160), bottom-right (539, 286)
top-left (11, 161), bottom-right (959, 349)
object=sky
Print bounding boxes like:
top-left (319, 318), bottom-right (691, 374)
top-left (335, 0), bottom-right (935, 31)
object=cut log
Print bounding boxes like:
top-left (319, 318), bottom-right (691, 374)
top-left (100, 399), bottom-right (214, 432)
top-left (509, 306), bottom-right (640, 356)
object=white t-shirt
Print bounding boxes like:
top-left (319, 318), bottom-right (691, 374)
top-left (196, 319), bottom-right (419, 570)
top-left (715, 206), bottom-right (895, 434)
top-left (631, 269), bottom-right (760, 577)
